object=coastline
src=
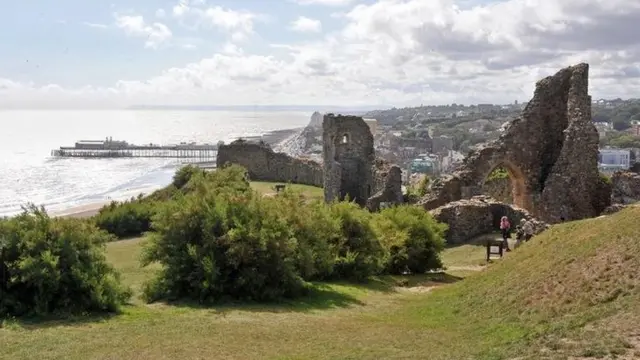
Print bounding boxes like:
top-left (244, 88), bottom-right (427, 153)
top-left (50, 127), bottom-right (305, 220)
top-left (53, 201), bottom-right (112, 219)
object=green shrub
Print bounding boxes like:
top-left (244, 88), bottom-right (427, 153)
top-left (94, 165), bottom-right (251, 239)
top-left (417, 175), bottom-right (430, 196)
top-left (93, 200), bottom-right (156, 239)
top-left (270, 190), bottom-right (338, 281)
top-left (0, 206), bottom-right (131, 317)
top-left (327, 202), bottom-right (385, 281)
top-left (172, 164), bottom-right (205, 189)
top-left (141, 189), bottom-right (308, 303)
top-left (374, 206), bottom-right (447, 274)
top-left (487, 166), bottom-right (509, 181)
top-left (138, 165), bottom-right (447, 303)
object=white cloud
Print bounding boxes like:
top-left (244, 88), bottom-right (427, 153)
top-left (82, 22), bottom-right (108, 29)
top-left (114, 14), bottom-right (172, 49)
top-left (169, 2), bottom-right (261, 42)
top-left (290, 16), bottom-right (322, 33)
top-left (200, 6), bottom-right (257, 42)
top-left (293, 0), bottom-right (355, 6)
top-left (3, 0), bottom-right (640, 108)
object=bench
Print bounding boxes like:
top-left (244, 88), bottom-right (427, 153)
top-left (274, 184), bottom-right (286, 192)
top-left (486, 239), bottom-right (505, 262)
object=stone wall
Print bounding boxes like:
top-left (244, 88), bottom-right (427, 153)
top-left (481, 177), bottom-right (512, 203)
top-left (420, 63), bottom-right (611, 223)
top-left (216, 139), bottom-right (323, 186)
top-left (367, 159), bottom-right (404, 211)
top-left (429, 196), bottom-right (548, 245)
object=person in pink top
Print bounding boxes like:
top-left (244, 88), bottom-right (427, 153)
top-left (499, 216), bottom-right (512, 252)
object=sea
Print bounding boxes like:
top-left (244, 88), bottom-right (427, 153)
top-left (0, 110), bottom-right (311, 217)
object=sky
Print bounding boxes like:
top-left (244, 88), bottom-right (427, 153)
top-left (0, 0), bottom-right (639, 108)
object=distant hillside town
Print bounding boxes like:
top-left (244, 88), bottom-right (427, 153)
top-left (272, 97), bottom-right (640, 184)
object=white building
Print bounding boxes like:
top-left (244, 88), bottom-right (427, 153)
top-left (599, 148), bottom-right (631, 171)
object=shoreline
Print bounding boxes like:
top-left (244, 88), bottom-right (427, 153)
top-left (60, 127), bottom-right (305, 219)
top-left (5, 126), bottom-right (306, 221)
top-left (53, 201), bottom-right (112, 219)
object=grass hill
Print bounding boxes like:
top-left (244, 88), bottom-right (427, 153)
top-left (3, 207), bottom-right (640, 359)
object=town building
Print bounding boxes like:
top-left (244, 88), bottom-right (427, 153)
top-left (598, 148), bottom-right (631, 172)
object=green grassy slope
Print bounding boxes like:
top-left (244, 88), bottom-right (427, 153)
top-left (2, 208), bottom-right (640, 359)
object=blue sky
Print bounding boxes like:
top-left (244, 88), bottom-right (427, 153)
top-left (0, 0), bottom-right (638, 108)
top-left (0, 0), bottom-right (359, 88)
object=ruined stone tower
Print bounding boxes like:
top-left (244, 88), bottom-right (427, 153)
top-left (322, 114), bottom-right (376, 206)
top-left (419, 63), bottom-right (611, 223)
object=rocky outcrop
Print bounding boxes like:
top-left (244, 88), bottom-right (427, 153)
top-left (429, 196), bottom-right (548, 245)
top-left (419, 63), bottom-right (610, 223)
top-left (216, 139), bottom-right (323, 186)
top-left (602, 203), bottom-right (628, 215)
top-left (611, 171), bottom-right (640, 204)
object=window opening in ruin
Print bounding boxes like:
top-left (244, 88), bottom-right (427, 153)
top-left (341, 134), bottom-right (349, 144)
top-left (482, 164), bottom-right (528, 210)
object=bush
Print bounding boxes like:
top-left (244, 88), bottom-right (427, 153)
top-left (417, 175), bottom-right (430, 196)
top-left (138, 165), bottom-right (447, 303)
top-left (0, 206), bottom-right (131, 317)
top-left (141, 189), bottom-right (308, 303)
top-left (172, 164), bottom-right (205, 189)
top-left (93, 165), bottom-right (251, 239)
top-left (326, 202), bottom-right (385, 281)
top-left (374, 206), bottom-right (447, 275)
top-left (269, 190), bottom-right (339, 281)
top-left (93, 200), bottom-right (156, 239)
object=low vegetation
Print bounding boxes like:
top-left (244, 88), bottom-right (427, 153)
top-left (4, 162), bottom-right (640, 359)
top-left (486, 165), bottom-right (509, 181)
top-left (0, 206), bottom-right (131, 318)
top-left (6, 207), bottom-right (640, 359)
top-left (1, 165), bottom-right (448, 315)
top-left (92, 165), bottom-right (325, 239)
top-left (141, 166), bottom-right (447, 303)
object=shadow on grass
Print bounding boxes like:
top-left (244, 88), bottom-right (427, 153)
top-left (4, 273), bottom-right (463, 330)
top-left (2, 311), bottom-right (121, 331)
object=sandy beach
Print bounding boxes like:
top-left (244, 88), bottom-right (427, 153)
top-left (51, 201), bottom-right (112, 219)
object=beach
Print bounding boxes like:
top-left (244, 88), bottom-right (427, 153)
top-left (0, 110), bottom-right (312, 218)
top-left (52, 202), bottom-right (111, 219)
top-left (45, 126), bottom-right (306, 220)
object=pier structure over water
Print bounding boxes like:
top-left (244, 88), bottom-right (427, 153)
top-left (50, 137), bottom-right (218, 160)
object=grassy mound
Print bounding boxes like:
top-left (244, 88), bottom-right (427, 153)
top-left (4, 206), bottom-right (640, 360)
top-left (400, 206), bottom-right (640, 359)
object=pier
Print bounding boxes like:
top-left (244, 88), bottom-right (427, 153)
top-left (50, 137), bottom-right (218, 160)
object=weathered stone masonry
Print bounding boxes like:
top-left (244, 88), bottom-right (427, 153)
top-left (420, 63), bottom-right (611, 223)
top-left (322, 114), bottom-right (403, 210)
top-left (216, 139), bottom-right (323, 187)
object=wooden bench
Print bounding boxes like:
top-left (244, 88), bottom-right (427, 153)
top-left (486, 239), bottom-right (505, 262)
top-left (274, 184), bottom-right (286, 192)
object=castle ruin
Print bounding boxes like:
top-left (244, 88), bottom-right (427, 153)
top-left (420, 63), bottom-right (611, 223)
top-left (216, 139), bottom-right (323, 187)
top-left (322, 114), bottom-right (403, 210)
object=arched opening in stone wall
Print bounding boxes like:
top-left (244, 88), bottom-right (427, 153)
top-left (482, 163), bottom-right (528, 210)
top-left (341, 134), bottom-right (349, 144)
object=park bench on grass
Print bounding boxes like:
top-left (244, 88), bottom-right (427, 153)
top-left (274, 184), bottom-right (286, 193)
